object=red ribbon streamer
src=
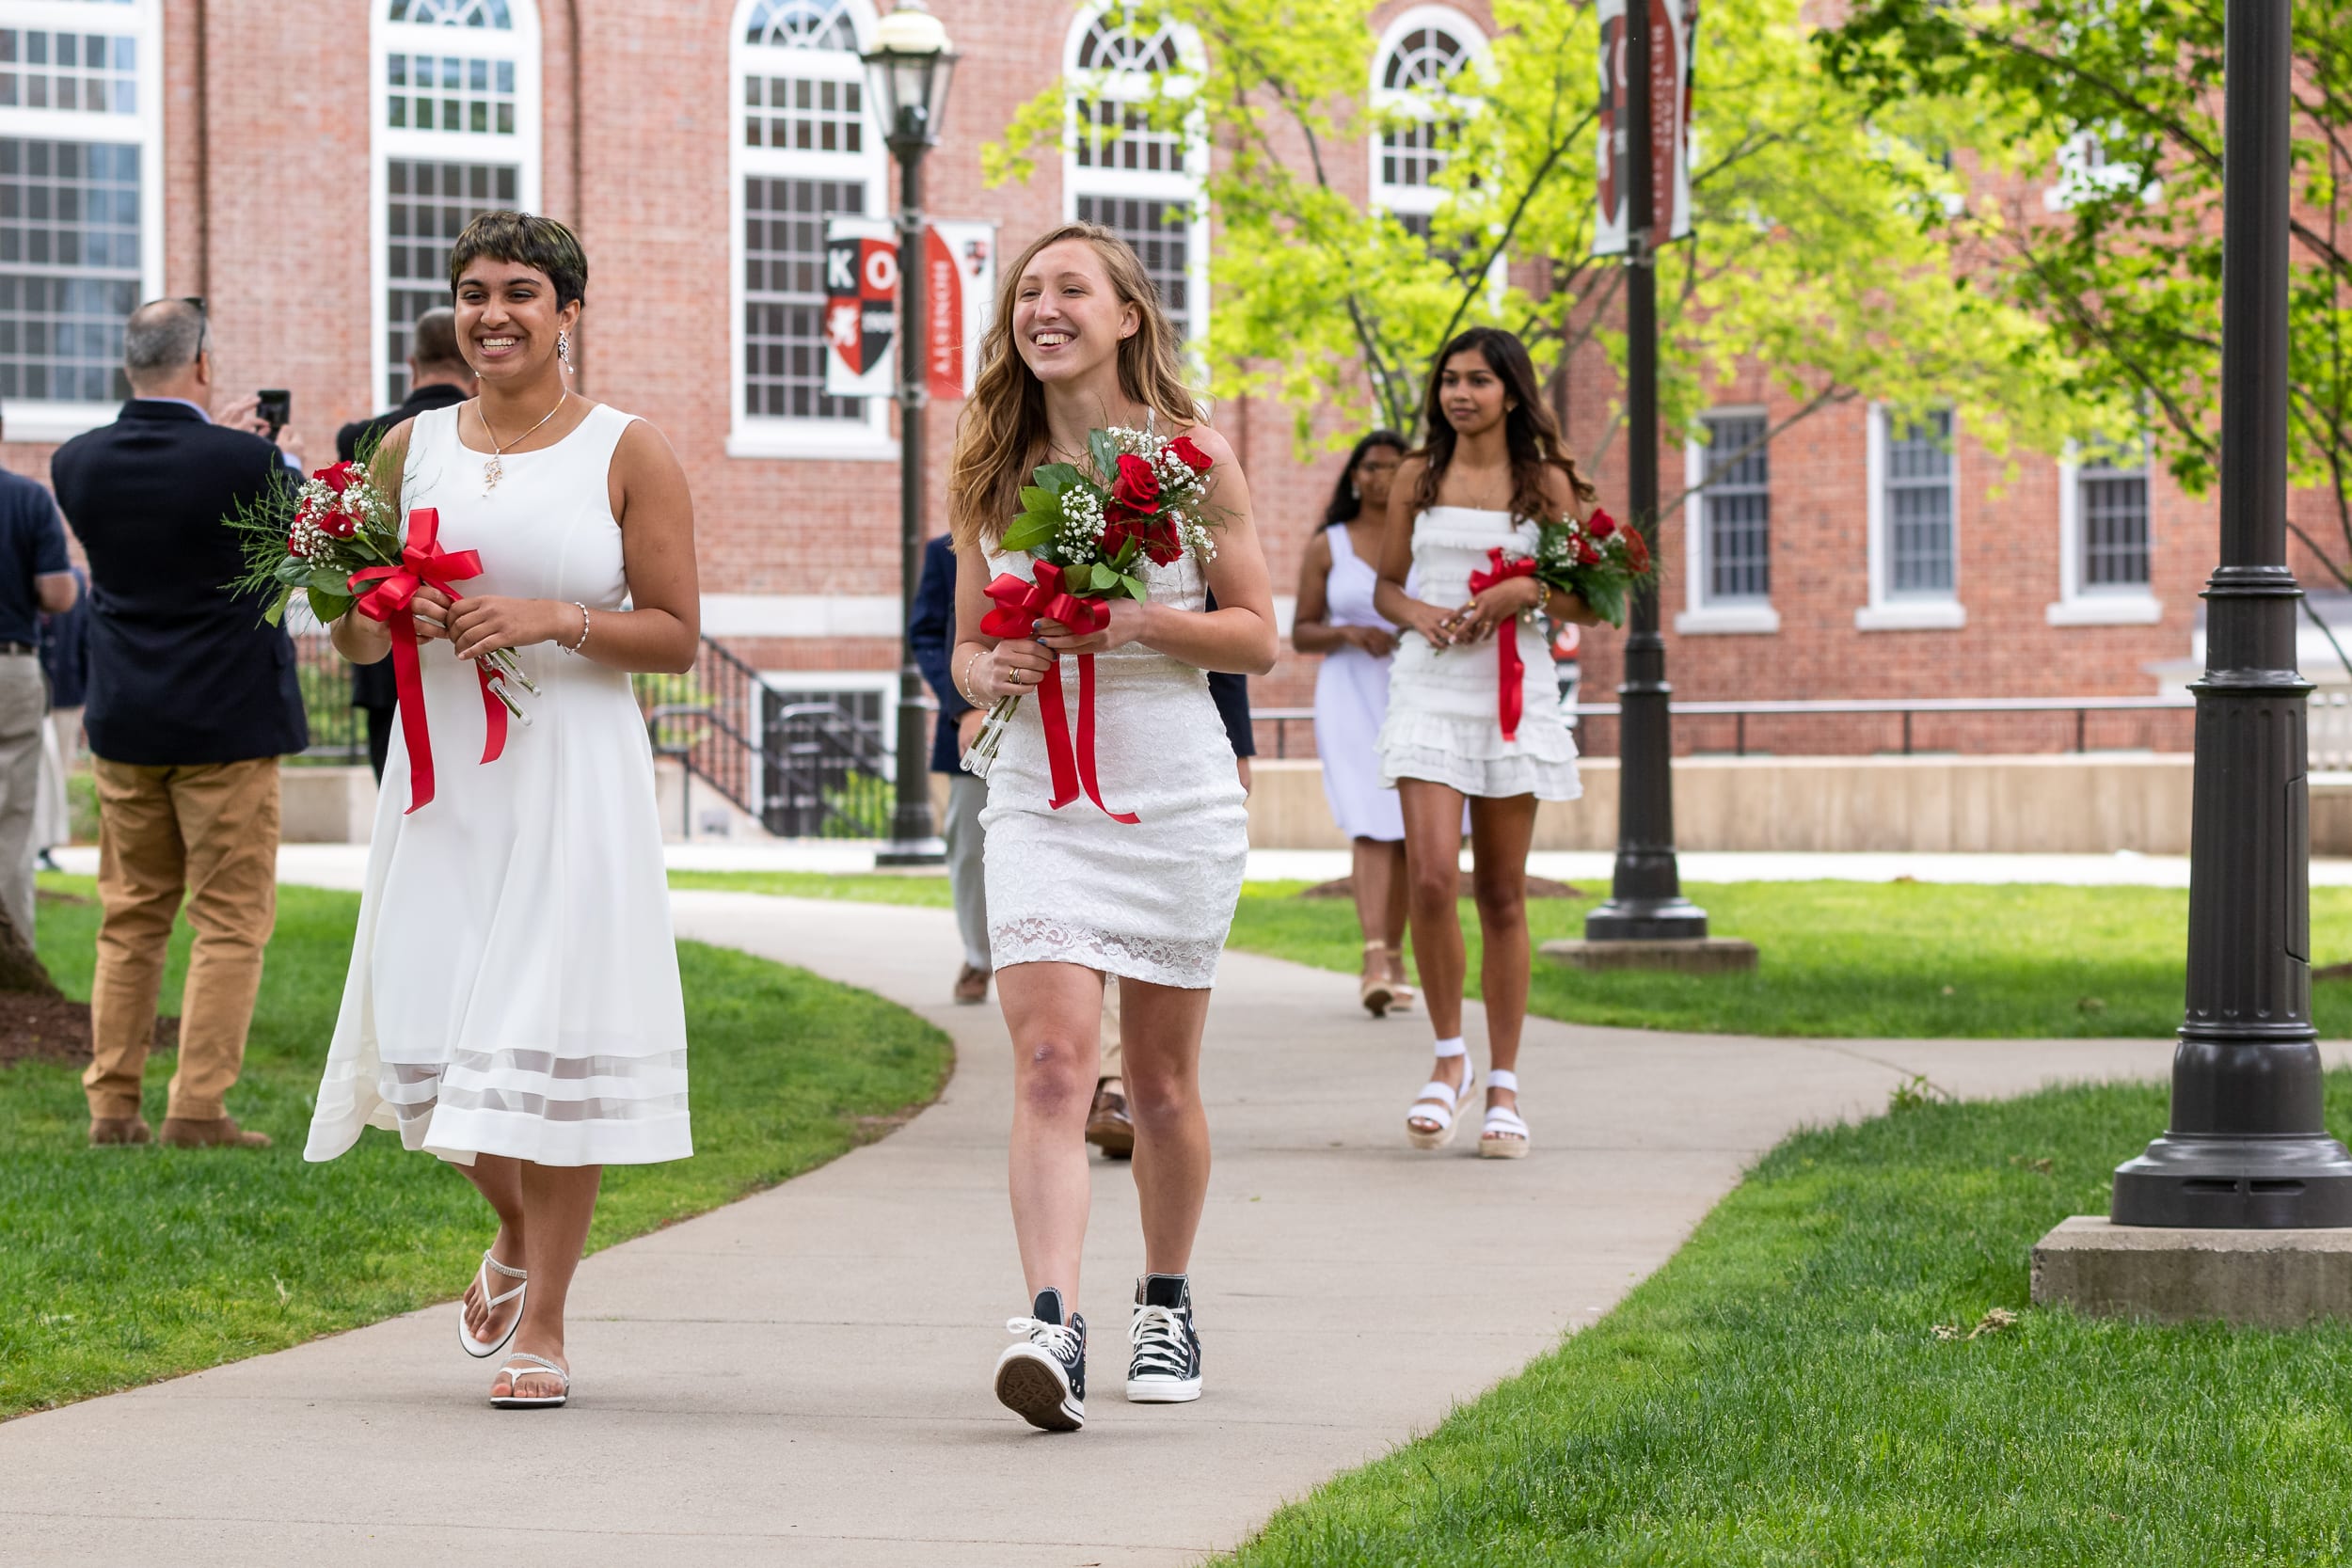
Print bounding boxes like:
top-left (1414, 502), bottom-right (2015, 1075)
top-left (980, 561), bottom-right (1139, 823)
top-left (348, 507), bottom-right (509, 814)
top-left (1467, 548), bottom-right (1540, 742)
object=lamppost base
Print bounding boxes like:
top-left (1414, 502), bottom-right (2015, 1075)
top-left (875, 839), bottom-right (946, 868)
top-left (1581, 897), bottom-right (1709, 942)
top-left (2112, 1132), bottom-right (2352, 1227)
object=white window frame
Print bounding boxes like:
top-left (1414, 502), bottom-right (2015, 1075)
top-left (1676, 407), bottom-right (1779, 636)
top-left (1367, 5), bottom-right (1490, 232)
top-left (0, 0), bottom-right (164, 441)
top-left (1856, 403), bottom-right (1967, 630)
top-left (2048, 438), bottom-right (2161, 626)
top-left (369, 0), bottom-right (542, 413)
top-left (756, 665), bottom-right (898, 762)
top-left (726, 0), bottom-right (892, 461)
top-left (1061, 3), bottom-right (1210, 351)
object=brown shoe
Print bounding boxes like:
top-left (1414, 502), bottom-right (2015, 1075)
top-left (953, 963), bottom-right (990, 1005)
top-left (87, 1116), bottom-right (152, 1148)
top-left (158, 1116), bottom-right (273, 1149)
top-left (1085, 1081), bottom-right (1134, 1161)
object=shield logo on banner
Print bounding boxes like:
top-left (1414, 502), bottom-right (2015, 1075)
top-left (824, 234), bottom-right (898, 381)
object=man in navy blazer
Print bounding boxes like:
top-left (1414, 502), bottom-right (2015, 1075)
top-left (51, 298), bottom-right (308, 1150)
top-left (908, 531), bottom-right (989, 1004)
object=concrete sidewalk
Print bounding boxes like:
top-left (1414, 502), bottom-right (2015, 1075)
top-left (0, 891), bottom-right (2279, 1566)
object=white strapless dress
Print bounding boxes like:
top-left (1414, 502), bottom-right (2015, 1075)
top-left (978, 545), bottom-right (1248, 990)
top-left (1377, 505), bottom-right (1582, 800)
top-left (305, 403), bottom-right (691, 1168)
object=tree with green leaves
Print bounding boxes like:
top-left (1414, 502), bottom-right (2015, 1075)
top-left (988, 0), bottom-right (2090, 519)
top-left (1822, 0), bottom-right (2352, 655)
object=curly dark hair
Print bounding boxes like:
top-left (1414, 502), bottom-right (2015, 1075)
top-left (1411, 327), bottom-right (1595, 522)
top-left (1320, 429), bottom-right (1407, 529)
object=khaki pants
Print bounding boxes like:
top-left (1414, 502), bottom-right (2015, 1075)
top-left (0, 655), bottom-right (47, 941)
top-left (81, 756), bottom-right (280, 1122)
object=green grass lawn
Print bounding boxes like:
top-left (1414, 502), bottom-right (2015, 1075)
top-left (0, 876), bottom-right (950, 1419)
top-left (669, 871), bottom-right (2352, 1038)
top-left (1216, 1071), bottom-right (2352, 1566)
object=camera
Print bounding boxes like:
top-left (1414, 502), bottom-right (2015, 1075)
top-left (255, 388), bottom-right (291, 438)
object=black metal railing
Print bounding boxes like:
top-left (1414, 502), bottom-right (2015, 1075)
top-left (292, 634), bottom-right (368, 764)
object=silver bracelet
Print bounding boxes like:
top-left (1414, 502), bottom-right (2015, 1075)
top-left (956, 647), bottom-right (983, 705)
top-left (563, 601), bottom-right (590, 655)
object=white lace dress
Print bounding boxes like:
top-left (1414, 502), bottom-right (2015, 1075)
top-left (1377, 505), bottom-right (1582, 800)
top-left (979, 544), bottom-right (1248, 989)
top-left (305, 403), bottom-right (691, 1168)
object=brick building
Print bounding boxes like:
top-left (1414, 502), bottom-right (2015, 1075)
top-left (0, 0), bottom-right (2227, 768)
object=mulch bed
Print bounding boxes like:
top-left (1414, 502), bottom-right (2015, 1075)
top-left (0, 993), bottom-right (176, 1068)
top-left (1297, 872), bottom-right (1583, 899)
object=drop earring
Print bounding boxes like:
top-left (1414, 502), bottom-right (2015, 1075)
top-left (557, 329), bottom-right (572, 371)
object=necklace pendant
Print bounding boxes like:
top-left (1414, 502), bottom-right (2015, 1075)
top-left (483, 455), bottom-right (502, 492)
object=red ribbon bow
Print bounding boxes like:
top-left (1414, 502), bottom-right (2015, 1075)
top-left (979, 561), bottom-right (1138, 823)
top-left (1467, 548), bottom-right (1540, 741)
top-left (347, 507), bottom-right (509, 813)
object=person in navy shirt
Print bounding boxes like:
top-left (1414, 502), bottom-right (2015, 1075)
top-left (0, 411), bottom-right (76, 943)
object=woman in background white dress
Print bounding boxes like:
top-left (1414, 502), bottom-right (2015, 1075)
top-left (948, 223), bottom-right (1276, 1432)
top-left (1292, 430), bottom-right (1413, 1016)
top-left (307, 213), bottom-right (701, 1410)
top-left (1375, 327), bottom-right (1599, 1161)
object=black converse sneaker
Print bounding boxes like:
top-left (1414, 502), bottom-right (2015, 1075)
top-left (1125, 1274), bottom-right (1202, 1402)
top-left (994, 1288), bottom-right (1087, 1431)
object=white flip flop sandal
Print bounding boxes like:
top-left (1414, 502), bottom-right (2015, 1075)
top-left (1406, 1063), bottom-right (1477, 1150)
top-left (458, 1249), bottom-right (529, 1359)
top-left (489, 1352), bottom-right (570, 1409)
top-left (1479, 1069), bottom-right (1530, 1160)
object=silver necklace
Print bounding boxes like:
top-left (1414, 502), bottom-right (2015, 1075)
top-left (479, 389), bottom-right (568, 493)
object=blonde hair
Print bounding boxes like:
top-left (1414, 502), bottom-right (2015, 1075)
top-left (948, 223), bottom-right (1202, 549)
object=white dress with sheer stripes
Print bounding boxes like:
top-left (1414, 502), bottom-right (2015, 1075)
top-left (304, 403), bottom-right (691, 1168)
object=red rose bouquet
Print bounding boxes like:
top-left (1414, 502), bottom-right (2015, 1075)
top-left (1529, 507), bottom-right (1653, 627)
top-left (961, 424), bottom-right (1221, 816)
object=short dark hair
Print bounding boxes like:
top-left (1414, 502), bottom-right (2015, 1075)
top-left (409, 307), bottom-right (464, 369)
top-left (446, 211), bottom-right (587, 311)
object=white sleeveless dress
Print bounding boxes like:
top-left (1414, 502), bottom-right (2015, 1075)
top-left (305, 403), bottom-right (691, 1168)
top-left (1311, 523), bottom-right (1405, 843)
top-left (1377, 506), bottom-right (1582, 800)
top-left (979, 543), bottom-right (1248, 990)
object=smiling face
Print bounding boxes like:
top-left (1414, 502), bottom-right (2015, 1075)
top-left (453, 257), bottom-right (579, 386)
top-left (1354, 443), bottom-right (1403, 515)
top-left (1437, 348), bottom-right (1511, 439)
top-left (1011, 238), bottom-right (1138, 388)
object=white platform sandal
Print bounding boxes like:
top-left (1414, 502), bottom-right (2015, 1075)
top-left (489, 1352), bottom-right (570, 1409)
top-left (457, 1250), bottom-right (529, 1359)
top-left (1479, 1069), bottom-right (1530, 1160)
top-left (1406, 1049), bottom-right (1477, 1150)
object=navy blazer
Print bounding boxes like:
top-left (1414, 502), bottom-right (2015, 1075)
top-left (51, 400), bottom-right (309, 766)
top-left (910, 532), bottom-right (1254, 774)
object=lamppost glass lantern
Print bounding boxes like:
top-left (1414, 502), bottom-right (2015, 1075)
top-left (862, 0), bottom-right (957, 150)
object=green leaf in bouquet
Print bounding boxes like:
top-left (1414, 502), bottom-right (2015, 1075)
top-left (1032, 462), bottom-right (1084, 493)
top-left (1018, 485), bottom-right (1057, 514)
top-left (308, 566), bottom-right (353, 595)
top-left (261, 588), bottom-right (290, 627)
top-left (307, 586), bottom-right (354, 625)
top-left (1119, 573), bottom-right (1148, 601)
top-left (1088, 427), bottom-right (1119, 480)
top-left (1000, 512), bottom-right (1056, 553)
top-left (1585, 578), bottom-right (1629, 628)
top-left (1089, 562), bottom-right (1120, 592)
top-left (1105, 531), bottom-right (1139, 572)
top-left (274, 554), bottom-right (314, 586)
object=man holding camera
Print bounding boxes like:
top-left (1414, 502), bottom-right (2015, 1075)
top-left (51, 298), bottom-right (309, 1150)
top-left (335, 308), bottom-right (476, 780)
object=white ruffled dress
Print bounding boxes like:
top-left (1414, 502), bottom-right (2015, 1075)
top-left (1376, 505), bottom-right (1582, 801)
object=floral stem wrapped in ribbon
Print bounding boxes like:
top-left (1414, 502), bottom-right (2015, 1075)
top-left (1469, 508), bottom-right (1655, 741)
top-left (1466, 548), bottom-right (1541, 742)
top-left (959, 423), bottom-right (1223, 823)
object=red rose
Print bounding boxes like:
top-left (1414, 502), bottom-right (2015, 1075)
top-left (1101, 513), bottom-right (1143, 561)
top-left (1623, 528), bottom-right (1651, 572)
top-left (1169, 435), bottom-right (1213, 475)
top-left (1576, 537), bottom-right (1601, 566)
top-left (1142, 519), bottom-right (1184, 566)
top-left (317, 460), bottom-right (359, 495)
top-left (1588, 507), bottom-right (1616, 538)
top-left (318, 504), bottom-right (358, 540)
top-left (1112, 452), bottom-right (1162, 513)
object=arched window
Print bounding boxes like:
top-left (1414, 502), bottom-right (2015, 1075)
top-left (728, 0), bottom-right (891, 458)
top-left (1369, 7), bottom-right (1486, 239)
top-left (1063, 5), bottom-right (1205, 345)
top-left (0, 0), bottom-right (162, 438)
top-left (371, 0), bottom-right (540, 405)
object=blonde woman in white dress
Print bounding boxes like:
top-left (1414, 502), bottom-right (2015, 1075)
top-left (947, 224), bottom-right (1276, 1432)
top-left (1375, 327), bottom-right (1600, 1161)
top-left (306, 213), bottom-right (701, 1410)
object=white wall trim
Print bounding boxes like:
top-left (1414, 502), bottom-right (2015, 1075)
top-left (1676, 604), bottom-right (1782, 636)
top-left (705, 593), bottom-right (899, 638)
top-left (1856, 402), bottom-right (1965, 632)
top-left (2047, 440), bottom-right (2161, 626)
top-left (723, 426), bottom-right (898, 462)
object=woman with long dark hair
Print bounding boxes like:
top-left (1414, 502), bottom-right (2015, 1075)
top-left (1292, 430), bottom-right (1415, 1015)
top-left (1373, 327), bottom-right (1598, 1159)
top-left (946, 223), bottom-right (1277, 1431)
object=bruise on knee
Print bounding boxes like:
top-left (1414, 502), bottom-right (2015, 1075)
top-left (1016, 1036), bottom-right (1092, 1117)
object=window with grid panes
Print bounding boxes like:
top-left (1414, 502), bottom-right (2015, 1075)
top-left (2078, 441), bottom-right (2150, 589)
top-left (385, 159), bottom-right (516, 400)
top-left (1075, 195), bottom-right (1190, 340)
top-left (1700, 413), bottom-right (1770, 602)
top-left (743, 176), bottom-right (866, 419)
top-left (1376, 24), bottom-right (1470, 191)
top-left (1885, 409), bottom-right (1955, 595)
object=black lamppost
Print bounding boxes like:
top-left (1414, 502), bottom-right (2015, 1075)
top-left (2110, 0), bottom-right (2352, 1227)
top-left (865, 0), bottom-right (957, 868)
top-left (1584, 0), bottom-right (1706, 942)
